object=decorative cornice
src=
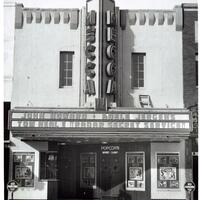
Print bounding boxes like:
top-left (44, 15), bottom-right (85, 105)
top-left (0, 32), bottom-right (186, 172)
top-left (126, 8), bottom-right (183, 31)
top-left (15, 5), bottom-right (79, 29)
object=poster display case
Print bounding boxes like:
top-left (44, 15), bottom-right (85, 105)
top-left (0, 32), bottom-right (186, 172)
top-left (13, 152), bottom-right (35, 187)
top-left (80, 152), bottom-right (97, 189)
top-left (126, 152), bottom-right (145, 191)
top-left (157, 153), bottom-right (179, 189)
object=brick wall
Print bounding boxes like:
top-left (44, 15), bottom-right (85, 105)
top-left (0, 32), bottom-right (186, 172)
top-left (183, 10), bottom-right (198, 108)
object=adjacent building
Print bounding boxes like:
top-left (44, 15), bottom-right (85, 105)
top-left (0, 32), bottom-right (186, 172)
top-left (4, 0), bottom-right (197, 200)
top-left (182, 3), bottom-right (198, 200)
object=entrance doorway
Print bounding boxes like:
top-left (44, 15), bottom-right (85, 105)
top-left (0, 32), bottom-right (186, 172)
top-left (57, 142), bottom-right (150, 200)
top-left (100, 153), bottom-right (123, 198)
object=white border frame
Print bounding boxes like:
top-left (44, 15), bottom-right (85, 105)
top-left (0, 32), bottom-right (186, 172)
top-left (156, 152), bottom-right (180, 191)
top-left (12, 151), bottom-right (35, 188)
top-left (125, 151), bottom-right (145, 191)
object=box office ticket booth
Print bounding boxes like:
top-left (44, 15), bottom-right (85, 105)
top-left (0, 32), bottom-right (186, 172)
top-left (8, 108), bottom-right (193, 200)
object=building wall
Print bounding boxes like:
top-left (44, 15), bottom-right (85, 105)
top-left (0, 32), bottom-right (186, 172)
top-left (4, 2), bottom-right (16, 102)
top-left (12, 7), bottom-right (82, 108)
top-left (9, 137), bottom-right (48, 200)
top-left (182, 7), bottom-right (198, 108)
top-left (151, 141), bottom-right (186, 199)
top-left (119, 10), bottom-right (184, 108)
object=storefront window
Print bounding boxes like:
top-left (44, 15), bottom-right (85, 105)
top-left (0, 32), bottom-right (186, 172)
top-left (13, 152), bottom-right (35, 187)
top-left (125, 152), bottom-right (145, 191)
top-left (40, 152), bottom-right (58, 180)
top-left (157, 153), bottom-right (179, 189)
top-left (80, 152), bottom-right (97, 189)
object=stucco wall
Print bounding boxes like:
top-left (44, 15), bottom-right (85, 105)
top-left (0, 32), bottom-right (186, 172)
top-left (4, 2), bottom-right (16, 102)
top-left (12, 8), bottom-right (82, 108)
top-left (119, 11), bottom-right (183, 108)
top-left (9, 137), bottom-right (48, 200)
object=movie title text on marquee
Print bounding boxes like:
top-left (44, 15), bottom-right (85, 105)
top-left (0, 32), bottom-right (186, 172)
top-left (9, 110), bottom-right (191, 131)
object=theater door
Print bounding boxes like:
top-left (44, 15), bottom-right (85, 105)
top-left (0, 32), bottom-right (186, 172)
top-left (100, 152), bottom-right (124, 198)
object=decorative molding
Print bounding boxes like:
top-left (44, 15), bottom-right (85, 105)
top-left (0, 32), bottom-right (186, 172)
top-left (128, 12), bottom-right (136, 25)
top-left (127, 10), bottom-right (177, 27)
top-left (174, 5), bottom-right (183, 31)
top-left (149, 12), bottom-right (155, 25)
top-left (54, 12), bottom-right (60, 24)
top-left (139, 12), bottom-right (146, 25)
top-left (15, 4), bottom-right (24, 29)
top-left (120, 10), bottom-right (127, 30)
top-left (167, 12), bottom-right (174, 25)
top-left (35, 10), bottom-right (42, 23)
top-left (26, 10), bottom-right (33, 24)
top-left (64, 11), bottom-right (70, 24)
top-left (158, 12), bottom-right (164, 25)
top-left (70, 9), bottom-right (79, 29)
top-left (44, 11), bottom-right (51, 24)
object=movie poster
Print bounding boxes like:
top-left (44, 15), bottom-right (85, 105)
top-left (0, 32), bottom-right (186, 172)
top-left (157, 153), bottom-right (179, 189)
top-left (80, 153), bottom-right (96, 188)
top-left (126, 152), bottom-right (145, 191)
top-left (13, 152), bottom-right (35, 187)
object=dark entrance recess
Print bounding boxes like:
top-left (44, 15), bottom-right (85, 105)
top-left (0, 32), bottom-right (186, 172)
top-left (4, 102), bottom-right (10, 200)
top-left (100, 153), bottom-right (123, 197)
top-left (57, 143), bottom-right (150, 200)
top-left (193, 155), bottom-right (198, 200)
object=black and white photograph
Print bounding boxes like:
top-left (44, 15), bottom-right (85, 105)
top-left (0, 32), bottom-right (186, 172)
top-left (3, 0), bottom-right (198, 199)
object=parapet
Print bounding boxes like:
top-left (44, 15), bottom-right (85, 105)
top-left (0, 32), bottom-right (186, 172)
top-left (15, 4), bottom-right (80, 30)
top-left (120, 6), bottom-right (183, 31)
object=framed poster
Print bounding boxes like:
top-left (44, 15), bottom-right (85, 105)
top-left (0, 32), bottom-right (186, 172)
top-left (15, 166), bottom-right (32, 179)
top-left (126, 152), bottom-right (145, 191)
top-left (13, 152), bottom-right (35, 187)
top-left (157, 153), bottom-right (179, 189)
top-left (80, 152), bottom-right (97, 189)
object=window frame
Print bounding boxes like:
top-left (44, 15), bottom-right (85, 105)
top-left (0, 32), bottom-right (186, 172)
top-left (195, 53), bottom-right (198, 87)
top-left (59, 51), bottom-right (74, 88)
top-left (156, 152), bottom-right (180, 190)
top-left (125, 151), bottom-right (145, 191)
top-left (131, 53), bottom-right (146, 89)
top-left (80, 152), bottom-right (97, 189)
top-left (12, 152), bottom-right (35, 187)
top-left (195, 21), bottom-right (198, 43)
top-left (39, 151), bottom-right (58, 181)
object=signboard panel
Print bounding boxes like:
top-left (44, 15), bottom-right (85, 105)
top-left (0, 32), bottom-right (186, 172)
top-left (184, 182), bottom-right (195, 193)
top-left (9, 109), bottom-right (192, 133)
top-left (157, 153), bottom-right (179, 189)
top-left (126, 152), bottom-right (145, 191)
top-left (12, 152), bottom-right (35, 187)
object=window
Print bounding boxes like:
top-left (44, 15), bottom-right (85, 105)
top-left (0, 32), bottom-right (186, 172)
top-left (196, 53), bottom-right (198, 86)
top-left (195, 21), bottom-right (198, 43)
top-left (59, 51), bottom-right (74, 87)
top-left (125, 152), bottom-right (145, 191)
top-left (157, 153), bottom-right (179, 189)
top-left (40, 152), bottom-right (58, 180)
top-left (80, 152), bottom-right (97, 189)
top-left (131, 53), bottom-right (145, 88)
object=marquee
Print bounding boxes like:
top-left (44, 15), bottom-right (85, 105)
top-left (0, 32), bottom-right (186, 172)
top-left (9, 108), bottom-right (192, 134)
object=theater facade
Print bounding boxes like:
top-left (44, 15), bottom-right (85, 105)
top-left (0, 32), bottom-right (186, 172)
top-left (7, 0), bottom-right (196, 200)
